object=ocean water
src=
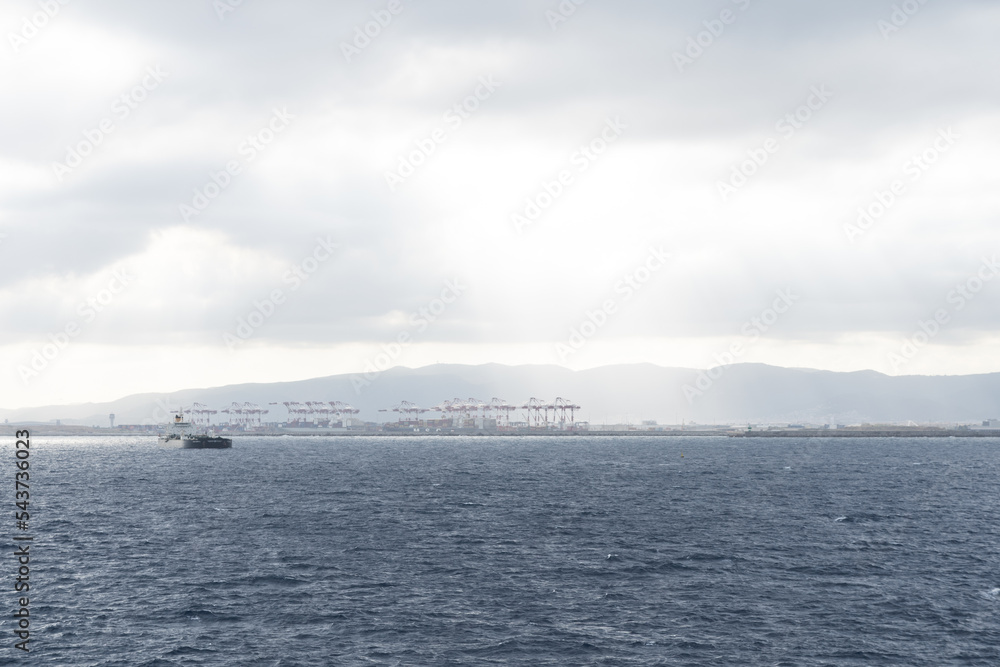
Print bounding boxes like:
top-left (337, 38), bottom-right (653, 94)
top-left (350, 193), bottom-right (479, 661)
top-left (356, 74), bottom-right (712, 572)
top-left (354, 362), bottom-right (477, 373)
top-left (7, 435), bottom-right (1000, 666)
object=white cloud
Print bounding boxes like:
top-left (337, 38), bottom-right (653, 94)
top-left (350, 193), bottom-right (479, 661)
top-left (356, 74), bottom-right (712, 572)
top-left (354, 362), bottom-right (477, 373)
top-left (1, 0), bottom-right (999, 406)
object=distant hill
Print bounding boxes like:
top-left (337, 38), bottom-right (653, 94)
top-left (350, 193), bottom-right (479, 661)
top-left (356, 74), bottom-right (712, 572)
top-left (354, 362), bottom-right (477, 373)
top-left (2, 363), bottom-right (999, 426)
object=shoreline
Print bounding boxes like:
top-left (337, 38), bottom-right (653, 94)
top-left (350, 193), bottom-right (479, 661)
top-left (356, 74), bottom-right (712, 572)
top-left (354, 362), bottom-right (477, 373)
top-left (4, 428), bottom-right (1000, 438)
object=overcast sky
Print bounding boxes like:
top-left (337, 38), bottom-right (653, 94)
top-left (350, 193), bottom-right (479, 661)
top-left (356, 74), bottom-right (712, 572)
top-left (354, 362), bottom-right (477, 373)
top-left (1, 0), bottom-right (998, 408)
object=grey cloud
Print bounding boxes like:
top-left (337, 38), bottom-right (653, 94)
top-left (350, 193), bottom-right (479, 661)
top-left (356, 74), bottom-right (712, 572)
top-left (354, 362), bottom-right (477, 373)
top-left (1, 0), bottom-right (998, 352)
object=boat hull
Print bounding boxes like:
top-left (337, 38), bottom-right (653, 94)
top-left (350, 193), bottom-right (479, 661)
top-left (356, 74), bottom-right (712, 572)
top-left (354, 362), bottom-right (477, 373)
top-left (159, 434), bottom-right (232, 449)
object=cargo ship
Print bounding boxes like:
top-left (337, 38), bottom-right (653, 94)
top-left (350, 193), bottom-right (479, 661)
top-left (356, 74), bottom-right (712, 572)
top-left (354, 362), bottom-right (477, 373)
top-left (158, 410), bottom-right (232, 449)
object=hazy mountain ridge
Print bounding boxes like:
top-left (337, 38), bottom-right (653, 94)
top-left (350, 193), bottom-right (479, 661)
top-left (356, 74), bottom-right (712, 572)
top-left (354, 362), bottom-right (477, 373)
top-left (2, 363), bottom-right (999, 426)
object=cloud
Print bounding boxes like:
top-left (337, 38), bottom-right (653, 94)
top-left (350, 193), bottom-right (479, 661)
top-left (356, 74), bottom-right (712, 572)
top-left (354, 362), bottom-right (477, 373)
top-left (1, 0), bottom-right (999, 406)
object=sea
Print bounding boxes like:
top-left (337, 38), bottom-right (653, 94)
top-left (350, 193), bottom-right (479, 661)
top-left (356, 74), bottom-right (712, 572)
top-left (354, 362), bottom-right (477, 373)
top-left (6, 435), bottom-right (1000, 666)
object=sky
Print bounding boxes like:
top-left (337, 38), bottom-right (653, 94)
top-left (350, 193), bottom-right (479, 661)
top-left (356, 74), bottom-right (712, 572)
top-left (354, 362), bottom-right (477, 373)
top-left (1, 0), bottom-right (998, 409)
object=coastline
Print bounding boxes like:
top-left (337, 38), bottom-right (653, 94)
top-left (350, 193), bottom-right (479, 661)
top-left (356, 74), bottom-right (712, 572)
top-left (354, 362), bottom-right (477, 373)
top-left (4, 426), bottom-right (1000, 438)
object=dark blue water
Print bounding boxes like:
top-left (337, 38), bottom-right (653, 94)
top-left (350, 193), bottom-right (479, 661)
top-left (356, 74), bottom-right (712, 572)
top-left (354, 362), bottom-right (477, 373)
top-left (7, 436), bottom-right (1000, 665)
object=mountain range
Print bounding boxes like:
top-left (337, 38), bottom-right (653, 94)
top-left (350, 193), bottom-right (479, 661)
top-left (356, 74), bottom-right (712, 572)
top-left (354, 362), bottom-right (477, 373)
top-left (3, 363), bottom-right (1000, 427)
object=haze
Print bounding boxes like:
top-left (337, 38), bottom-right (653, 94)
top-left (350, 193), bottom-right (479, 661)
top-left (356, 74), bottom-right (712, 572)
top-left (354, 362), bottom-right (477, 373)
top-left (1, 0), bottom-right (998, 409)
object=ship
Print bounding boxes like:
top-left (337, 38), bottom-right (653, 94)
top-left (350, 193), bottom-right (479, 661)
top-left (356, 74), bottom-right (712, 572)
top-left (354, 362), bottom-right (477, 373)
top-left (158, 409), bottom-right (232, 449)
